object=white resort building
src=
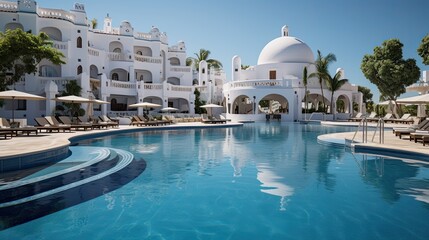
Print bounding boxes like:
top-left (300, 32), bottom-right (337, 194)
top-left (224, 26), bottom-right (363, 122)
top-left (0, 1), bottom-right (225, 124)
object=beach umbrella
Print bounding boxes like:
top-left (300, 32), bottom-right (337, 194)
top-left (200, 103), bottom-right (223, 117)
top-left (396, 93), bottom-right (429, 104)
top-left (161, 107), bottom-right (179, 113)
top-left (53, 95), bottom-right (93, 103)
top-left (86, 99), bottom-right (110, 118)
top-left (0, 90), bottom-right (46, 122)
top-left (129, 102), bottom-right (161, 114)
top-left (53, 95), bottom-right (93, 119)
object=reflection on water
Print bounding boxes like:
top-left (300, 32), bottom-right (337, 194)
top-left (257, 163), bottom-right (294, 211)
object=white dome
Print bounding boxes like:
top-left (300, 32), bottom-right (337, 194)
top-left (257, 36), bottom-right (314, 65)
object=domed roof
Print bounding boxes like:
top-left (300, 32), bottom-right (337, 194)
top-left (257, 36), bottom-right (314, 65)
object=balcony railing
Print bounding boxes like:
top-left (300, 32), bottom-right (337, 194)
top-left (38, 8), bottom-right (75, 22)
top-left (170, 85), bottom-right (192, 92)
top-left (134, 55), bottom-right (162, 64)
top-left (110, 80), bottom-right (136, 89)
top-left (170, 66), bottom-right (191, 73)
top-left (88, 47), bottom-right (100, 57)
top-left (51, 40), bottom-right (67, 50)
top-left (108, 52), bottom-right (132, 61)
top-left (224, 79), bottom-right (293, 91)
top-left (0, 2), bottom-right (18, 12)
top-left (143, 83), bottom-right (162, 90)
top-left (39, 77), bottom-right (76, 86)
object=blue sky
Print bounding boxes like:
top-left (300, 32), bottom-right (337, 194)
top-left (35, 0), bottom-right (429, 102)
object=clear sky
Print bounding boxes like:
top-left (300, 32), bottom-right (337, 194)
top-left (35, 0), bottom-right (429, 102)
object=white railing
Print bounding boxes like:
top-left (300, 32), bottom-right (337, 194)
top-left (110, 80), bottom-right (136, 89)
top-left (143, 83), bottom-right (162, 90)
top-left (108, 52), bottom-right (132, 61)
top-left (39, 77), bottom-right (76, 86)
top-left (170, 85), bottom-right (192, 92)
top-left (225, 79), bottom-right (292, 91)
top-left (170, 66), bottom-right (191, 73)
top-left (88, 47), bottom-right (100, 57)
top-left (51, 40), bottom-right (67, 50)
top-left (0, 2), bottom-right (17, 11)
top-left (38, 8), bottom-right (75, 22)
top-left (134, 55), bottom-right (162, 64)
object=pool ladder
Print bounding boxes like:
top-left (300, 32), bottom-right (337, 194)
top-left (351, 118), bottom-right (385, 144)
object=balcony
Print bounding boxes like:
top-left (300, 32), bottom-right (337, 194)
top-left (224, 79), bottom-right (294, 92)
top-left (51, 40), bottom-right (68, 50)
top-left (88, 47), bottom-right (101, 57)
top-left (108, 52), bottom-right (132, 62)
top-left (134, 55), bottom-right (162, 64)
top-left (170, 66), bottom-right (191, 73)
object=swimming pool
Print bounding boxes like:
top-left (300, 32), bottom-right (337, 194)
top-left (1, 122), bottom-right (429, 239)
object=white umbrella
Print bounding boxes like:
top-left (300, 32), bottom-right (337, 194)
top-left (396, 94), bottom-right (429, 104)
top-left (129, 102), bottom-right (161, 114)
top-left (161, 107), bottom-right (179, 112)
top-left (200, 103), bottom-right (223, 117)
top-left (0, 90), bottom-right (46, 122)
top-left (87, 99), bottom-right (110, 118)
top-left (200, 103), bottom-right (223, 108)
top-left (53, 95), bottom-right (93, 103)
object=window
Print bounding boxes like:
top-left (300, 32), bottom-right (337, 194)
top-left (140, 75), bottom-right (144, 81)
top-left (76, 37), bottom-right (82, 48)
top-left (202, 68), bottom-right (205, 74)
top-left (77, 65), bottom-right (83, 75)
top-left (136, 51), bottom-right (142, 55)
top-left (113, 48), bottom-right (121, 53)
top-left (112, 73), bottom-right (119, 80)
top-left (269, 70), bottom-right (276, 80)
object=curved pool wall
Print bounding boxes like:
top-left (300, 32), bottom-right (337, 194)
top-left (0, 147), bottom-right (70, 173)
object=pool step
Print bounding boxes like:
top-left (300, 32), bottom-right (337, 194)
top-left (0, 147), bottom-right (146, 230)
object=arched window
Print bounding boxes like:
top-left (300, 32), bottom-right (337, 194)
top-left (77, 37), bottom-right (82, 48)
top-left (139, 75), bottom-right (144, 81)
top-left (113, 48), bottom-right (121, 53)
top-left (112, 73), bottom-right (119, 80)
top-left (136, 51), bottom-right (142, 55)
top-left (77, 65), bottom-right (83, 75)
top-left (202, 68), bottom-right (205, 74)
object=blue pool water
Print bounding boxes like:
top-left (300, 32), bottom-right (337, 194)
top-left (1, 122), bottom-right (429, 239)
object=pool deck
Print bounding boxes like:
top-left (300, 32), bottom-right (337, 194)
top-left (1, 121), bottom-right (428, 160)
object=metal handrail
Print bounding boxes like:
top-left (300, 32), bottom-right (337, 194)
top-left (371, 118), bottom-right (385, 144)
top-left (352, 117), bottom-right (368, 143)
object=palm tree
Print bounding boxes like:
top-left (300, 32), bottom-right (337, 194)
top-left (186, 49), bottom-right (222, 71)
top-left (302, 66), bottom-right (309, 117)
top-left (325, 71), bottom-right (348, 116)
top-left (309, 50), bottom-right (336, 112)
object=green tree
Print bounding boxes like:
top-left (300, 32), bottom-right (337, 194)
top-left (0, 28), bottom-right (65, 91)
top-left (358, 86), bottom-right (374, 112)
top-left (361, 39), bottom-right (420, 115)
top-left (302, 66), bottom-right (309, 115)
top-left (417, 34), bottom-right (429, 65)
top-left (325, 71), bottom-right (348, 115)
top-left (241, 64), bottom-right (250, 70)
top-left (91, 18), bottom-right (98, 29)
top-left (309, 50), bottom-right (336, 112)
top-left (194, 88), bottom-right (206, 114)
top-left (186, 49), bottom-right (222, 71)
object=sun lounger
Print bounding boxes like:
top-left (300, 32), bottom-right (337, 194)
top-left (78, 116), bottom-right (108, 129)
top-left (348, 112), bottom-right (363, 122)
top-left (34, 117), bottom-right (61, 133)
top-left (44, 116), bottom-right (73, 132)
top-left (99, 115), bottom-right (119, 128)
top-left (0, 117), bottom-right (38, 136)
top-left (57, 116), bottom-right (92, 131)
top-left (393, 119), bottom-right (429, 139)
top-left (409, 130), bottom-right (429, 143)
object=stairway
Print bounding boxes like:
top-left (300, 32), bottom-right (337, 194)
top-left (0, 146), bottom-right (146, 230)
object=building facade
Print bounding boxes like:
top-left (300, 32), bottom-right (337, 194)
top-left (223, 26), bottom-right (363, 122)
top-left (0, 1), bottom-right (225, 123)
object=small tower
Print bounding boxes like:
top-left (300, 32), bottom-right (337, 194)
top-left (282, 25), bottom-right (289, 37)
top-left (103, 14), bottom-right (112, 33)
top-left (232, 55), bottom-right (241, 81)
